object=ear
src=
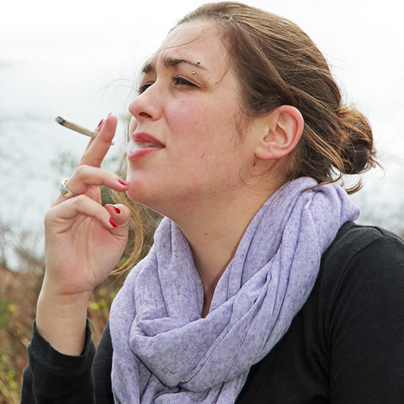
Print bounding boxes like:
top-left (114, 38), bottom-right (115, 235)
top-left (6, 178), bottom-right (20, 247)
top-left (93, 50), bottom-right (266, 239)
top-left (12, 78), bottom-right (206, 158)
top-left (254, 105), bottom-right (304, 160)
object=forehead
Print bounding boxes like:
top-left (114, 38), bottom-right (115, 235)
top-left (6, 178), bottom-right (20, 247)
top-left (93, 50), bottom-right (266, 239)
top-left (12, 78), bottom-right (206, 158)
top-left (145, 21), bottom-right (228, 73)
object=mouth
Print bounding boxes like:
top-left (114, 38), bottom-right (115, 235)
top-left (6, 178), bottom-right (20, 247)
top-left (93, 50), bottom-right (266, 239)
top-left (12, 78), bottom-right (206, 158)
top-left (132, 141), bottom-right (162, 150)
top-left (126, 132), bottom-right (165, 158)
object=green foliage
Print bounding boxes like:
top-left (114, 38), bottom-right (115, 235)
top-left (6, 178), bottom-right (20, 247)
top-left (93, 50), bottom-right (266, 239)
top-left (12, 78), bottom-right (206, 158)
top-left (0, 298), bottom-right (12, 329)
top-left (100, 185), bottom-right (115, 206)
top-left (0, 268), bottom-right (39, 403)
top-left (0, 267), bottom-right (128, 403)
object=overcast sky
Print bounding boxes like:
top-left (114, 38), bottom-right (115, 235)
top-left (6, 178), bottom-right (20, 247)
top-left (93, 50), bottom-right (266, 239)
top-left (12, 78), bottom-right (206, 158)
top-left (1, 0), bottom-right (404, 245)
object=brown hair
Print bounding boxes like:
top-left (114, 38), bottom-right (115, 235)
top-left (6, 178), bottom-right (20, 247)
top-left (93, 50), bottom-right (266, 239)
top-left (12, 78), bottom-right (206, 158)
top-left (175, 1), bottom-right (378, 193)
top-left (112, 137), bottom-right (162, 274)
top-left (114, 1), bottom-right (379, 271)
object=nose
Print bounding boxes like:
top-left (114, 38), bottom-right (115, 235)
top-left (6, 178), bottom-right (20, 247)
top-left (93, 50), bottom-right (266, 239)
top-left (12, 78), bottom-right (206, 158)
top-left (128, 86), bottom-right (162, 122)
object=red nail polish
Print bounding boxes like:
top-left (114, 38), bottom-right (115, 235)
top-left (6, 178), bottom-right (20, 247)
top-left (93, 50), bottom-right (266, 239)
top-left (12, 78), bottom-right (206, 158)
top-left (117, 178), bottom-right (130, 186)
top-left (109, 217), bottom-right (118, 228)
top-left (112, 206), bottom-right (121, 214)
top-left (97, 119), bottom-right (103, 128)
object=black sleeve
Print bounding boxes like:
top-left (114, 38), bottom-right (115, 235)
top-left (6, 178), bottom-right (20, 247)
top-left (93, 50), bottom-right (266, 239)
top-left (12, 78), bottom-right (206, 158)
top-left (21, 320), bottom-right (96, 404)
top-left (325, 233), bottom-right (404, 403)
top-left (93, 322), bottom-right (114, 404)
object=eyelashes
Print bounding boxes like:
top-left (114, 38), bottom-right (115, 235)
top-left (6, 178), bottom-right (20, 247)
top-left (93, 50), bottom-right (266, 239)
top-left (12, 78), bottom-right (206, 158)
top-left (173, 76), bottom-right (197, 88)
top-left (138, 83), bottom-right (151, 94)
top-left (138, 76), bottom-right (197, 94)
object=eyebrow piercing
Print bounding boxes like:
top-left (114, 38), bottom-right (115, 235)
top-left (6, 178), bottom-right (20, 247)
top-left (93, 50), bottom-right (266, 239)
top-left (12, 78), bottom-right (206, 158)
top-left (197, 61), bottom-right (201, 64)
top-left (192, 71), bottom-right (196, 75)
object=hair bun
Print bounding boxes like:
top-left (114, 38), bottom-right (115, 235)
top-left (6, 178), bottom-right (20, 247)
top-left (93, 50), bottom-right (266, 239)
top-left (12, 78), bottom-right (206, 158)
top-left (338, 106), bottom-right (377, 176)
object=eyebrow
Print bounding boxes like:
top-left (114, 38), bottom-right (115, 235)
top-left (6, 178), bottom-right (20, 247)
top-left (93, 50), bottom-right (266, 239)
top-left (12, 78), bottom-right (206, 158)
top-left (141, 57), bottom-right (208, 74)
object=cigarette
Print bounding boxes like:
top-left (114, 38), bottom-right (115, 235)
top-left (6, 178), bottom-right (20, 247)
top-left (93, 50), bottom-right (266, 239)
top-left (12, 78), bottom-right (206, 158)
top-left (55, 116), bottom-right (114, 145)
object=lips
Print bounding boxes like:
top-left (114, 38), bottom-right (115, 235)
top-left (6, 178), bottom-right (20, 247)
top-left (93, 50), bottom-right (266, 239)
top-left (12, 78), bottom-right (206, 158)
top-left (134, 132), bottom-right (165, 148)
top-left (127, 132), bottom-right (164, 160)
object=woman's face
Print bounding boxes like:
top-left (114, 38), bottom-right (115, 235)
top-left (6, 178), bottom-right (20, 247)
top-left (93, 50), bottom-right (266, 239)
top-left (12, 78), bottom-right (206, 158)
top-left (126, 21), bottom-right (258, 217)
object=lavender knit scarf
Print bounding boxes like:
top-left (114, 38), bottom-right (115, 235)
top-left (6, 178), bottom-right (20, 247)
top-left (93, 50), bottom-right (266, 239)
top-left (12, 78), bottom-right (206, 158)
top-left (110, 178), bottom-right (359, 403)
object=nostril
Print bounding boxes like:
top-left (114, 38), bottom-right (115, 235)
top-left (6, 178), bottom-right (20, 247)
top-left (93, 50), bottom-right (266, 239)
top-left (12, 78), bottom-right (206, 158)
top-left (139, 112), bottom-right (152, 118)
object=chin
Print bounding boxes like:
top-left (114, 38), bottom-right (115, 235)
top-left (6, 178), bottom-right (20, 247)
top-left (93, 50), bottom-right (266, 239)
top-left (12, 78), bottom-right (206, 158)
top-left (125, 179), bottom-right (161, 212)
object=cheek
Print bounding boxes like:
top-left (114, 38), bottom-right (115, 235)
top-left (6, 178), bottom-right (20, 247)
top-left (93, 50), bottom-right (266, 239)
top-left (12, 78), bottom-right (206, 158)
top-left (174, 100), bottom-right (206, 125)
top-left (172, 101), bottom-right (234, 144)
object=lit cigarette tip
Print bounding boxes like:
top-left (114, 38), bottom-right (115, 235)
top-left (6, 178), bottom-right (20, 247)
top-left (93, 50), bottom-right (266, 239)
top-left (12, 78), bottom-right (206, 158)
top-left (55, 116), bottom-right (66, 125)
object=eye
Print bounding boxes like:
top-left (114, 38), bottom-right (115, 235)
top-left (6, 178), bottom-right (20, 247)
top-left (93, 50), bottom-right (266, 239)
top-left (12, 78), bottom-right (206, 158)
top-left (138, 76), bottom-right (197, 94)
top-left (173, 76), bottom-right (197, 88)
top-left (138, 82), bottom-right (153, 95)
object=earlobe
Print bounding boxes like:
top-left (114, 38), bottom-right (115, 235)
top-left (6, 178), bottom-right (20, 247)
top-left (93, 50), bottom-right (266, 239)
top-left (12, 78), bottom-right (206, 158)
top-left (254, 105), bottom-right (304, 161)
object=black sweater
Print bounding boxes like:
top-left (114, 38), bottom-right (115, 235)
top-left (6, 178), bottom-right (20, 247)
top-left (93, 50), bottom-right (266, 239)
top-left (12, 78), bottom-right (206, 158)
top-left (21, 222), bottom-right (404, 403)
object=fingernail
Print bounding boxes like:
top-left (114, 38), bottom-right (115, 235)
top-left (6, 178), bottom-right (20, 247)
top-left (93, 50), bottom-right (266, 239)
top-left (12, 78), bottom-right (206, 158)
top-left (117, 178), bottom-right (130, 186)
top-left (112, 206), bottom-right (121, 214)
top-left (97, 119), bottom-right (103, 129)
top-left (109, 217), bottom-right (118, 228)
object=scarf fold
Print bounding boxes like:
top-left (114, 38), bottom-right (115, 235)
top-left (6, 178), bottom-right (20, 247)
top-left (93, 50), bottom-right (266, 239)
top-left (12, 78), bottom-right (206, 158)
top-left (110, 178), bottom-right (359, 403)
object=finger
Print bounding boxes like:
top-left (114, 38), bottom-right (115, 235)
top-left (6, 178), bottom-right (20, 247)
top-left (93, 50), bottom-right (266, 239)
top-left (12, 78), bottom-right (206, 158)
top-left (84, 137), bottom-right (95, 153)
top-left (52, 167), bottom-right (130, 206)
top-left (67, 166), bottom-right (130, 196)
top-left (83, 118), bottom-right (104, 152)
top-left (46, 195), bottom-right (118, 231)
top-left (105, 204), bottom-right (131, 235)
top-left (79, 114), bottom-right (117, 168)
top-left (82, 121), bottom-right (101, 152)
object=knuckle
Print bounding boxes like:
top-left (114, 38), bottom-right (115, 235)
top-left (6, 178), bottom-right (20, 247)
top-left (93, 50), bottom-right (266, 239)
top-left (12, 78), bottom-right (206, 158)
top-left (75, 164), bottom-right (89, 178)
top-left (71, 194), bottom-right (86, 206)
top-left (74, 194), bottom-right (86, 202)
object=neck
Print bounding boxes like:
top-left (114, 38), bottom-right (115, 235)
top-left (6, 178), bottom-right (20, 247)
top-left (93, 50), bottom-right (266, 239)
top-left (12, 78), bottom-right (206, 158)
top-left (170, 189), bottom-right (275, 316)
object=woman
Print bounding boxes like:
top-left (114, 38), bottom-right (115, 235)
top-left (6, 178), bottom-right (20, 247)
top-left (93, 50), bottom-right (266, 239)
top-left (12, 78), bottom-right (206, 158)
top-left (22, 2), bottom-right (404, 403)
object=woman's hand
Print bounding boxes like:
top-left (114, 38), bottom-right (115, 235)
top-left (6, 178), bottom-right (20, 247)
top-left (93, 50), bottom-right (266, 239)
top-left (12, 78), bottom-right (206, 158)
top-left (37, 114), bottom-right (131, 355)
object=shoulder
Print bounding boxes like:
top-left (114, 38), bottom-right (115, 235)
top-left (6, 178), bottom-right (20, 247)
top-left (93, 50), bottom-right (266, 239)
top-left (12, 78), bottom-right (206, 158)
top-left (316, 221), bottom-right (404, 345)
top-left (319, 220), bottom-right (404, 300)
top-left (314, 224), bottom-right (404, 401)
top-left (319, 221), bottom-right (404, 286)
top-left (323, 221), bottom-right (404, 261)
